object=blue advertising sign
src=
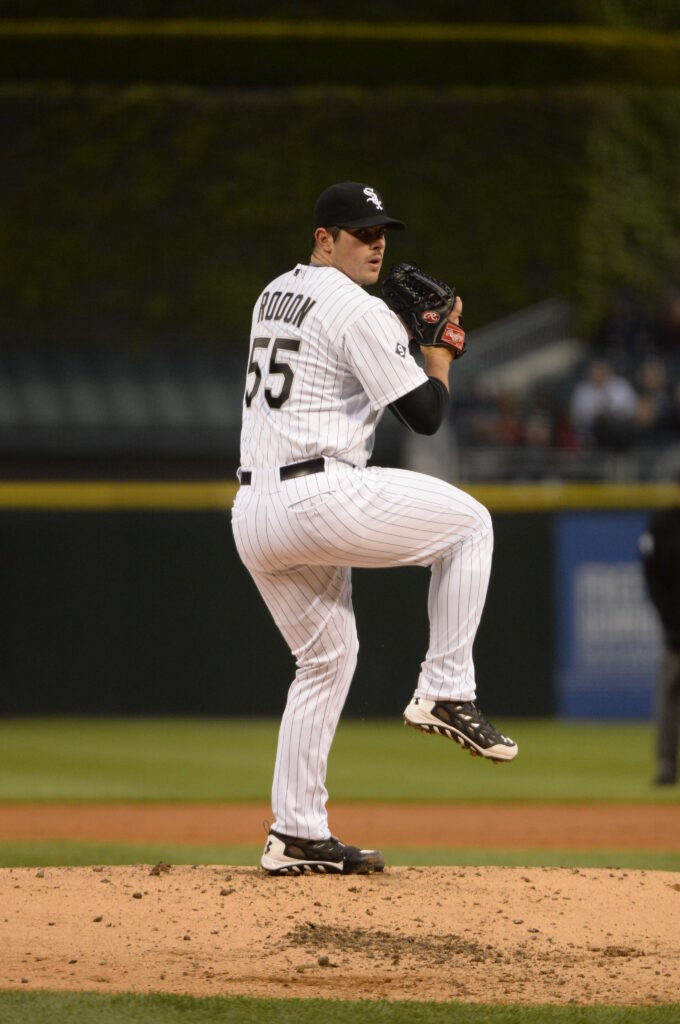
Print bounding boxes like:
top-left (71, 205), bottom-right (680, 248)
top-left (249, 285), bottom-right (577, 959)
top-left (554, 512), bottom-right (660, 718)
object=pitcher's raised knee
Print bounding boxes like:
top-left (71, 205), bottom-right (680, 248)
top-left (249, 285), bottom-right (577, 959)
top-left (450, 493), bottom-right (493, 548)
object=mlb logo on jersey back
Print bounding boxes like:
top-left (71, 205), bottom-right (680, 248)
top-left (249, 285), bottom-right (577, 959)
top-left (396, 342), bottom-right (407, 357)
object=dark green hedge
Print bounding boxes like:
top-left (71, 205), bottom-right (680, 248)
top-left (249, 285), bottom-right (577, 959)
top-left (578, 89), bottom-right (680, 330)
top-left (1, 83), bottom-right (679, 347)
top-left (0, 85), bottom-right (588, 347)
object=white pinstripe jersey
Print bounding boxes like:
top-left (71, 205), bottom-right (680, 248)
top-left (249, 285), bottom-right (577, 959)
top-left (239, 263), bottom-right (428, 469)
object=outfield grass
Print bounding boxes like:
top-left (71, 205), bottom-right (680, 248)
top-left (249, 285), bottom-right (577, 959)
top-left (0, 717), bottom-right (672, 803)
top-left (0, 840), bottom-right (678, 871)
top-left (1, 992), bottom-right (678, 1024)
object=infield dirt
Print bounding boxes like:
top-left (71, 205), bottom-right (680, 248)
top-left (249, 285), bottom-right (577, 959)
top-left (2, 803), bottom-right (680, 1005)
top-left (2, 863), bottom-right (680, 1005)
top-left (1, 801), bottom-right (679, 849)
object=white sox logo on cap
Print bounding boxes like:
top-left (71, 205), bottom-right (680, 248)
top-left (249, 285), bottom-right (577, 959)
top-left (363, 187), bottom-right (383, 211)
top-left (312, 181), bottom-right (404, 230)
top-left (422, 310), bottom-right (441, 323)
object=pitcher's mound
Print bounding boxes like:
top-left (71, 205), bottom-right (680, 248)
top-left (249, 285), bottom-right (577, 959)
top-left (2, 864), bottom-right (679, 1004)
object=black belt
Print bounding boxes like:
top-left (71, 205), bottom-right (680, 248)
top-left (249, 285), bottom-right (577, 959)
top-left (240, 457), bottom-right (325, 486)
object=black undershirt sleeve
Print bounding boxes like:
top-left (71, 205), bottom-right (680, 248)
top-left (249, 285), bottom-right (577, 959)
top-left (387, 377), bottom-right (449, 435)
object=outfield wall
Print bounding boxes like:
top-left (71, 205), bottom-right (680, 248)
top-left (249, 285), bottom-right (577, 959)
top-left (0, 482), bottom-right (671, 719)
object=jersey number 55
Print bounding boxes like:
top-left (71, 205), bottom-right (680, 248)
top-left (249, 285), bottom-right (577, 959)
top-left (245, 337), bottom-right (301, 409)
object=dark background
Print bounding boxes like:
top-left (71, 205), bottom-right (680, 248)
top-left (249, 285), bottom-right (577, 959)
top-left (0, 510), bottom-right (553, 717)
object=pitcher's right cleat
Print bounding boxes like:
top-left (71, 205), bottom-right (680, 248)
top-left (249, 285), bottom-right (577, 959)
top-left (403, 696), bottom-right (518, 763)
top-left (261, 830), bottom-right (385, 875)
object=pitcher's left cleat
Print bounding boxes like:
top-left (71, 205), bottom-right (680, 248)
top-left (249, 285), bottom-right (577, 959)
top-left (404, 696), bottom-right (518, 762)
top-left (261, 830), bottom-right (385, 875)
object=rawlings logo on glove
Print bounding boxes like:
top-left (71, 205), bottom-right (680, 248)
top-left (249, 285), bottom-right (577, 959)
top-left (381, 262), bottom-right (466, 358)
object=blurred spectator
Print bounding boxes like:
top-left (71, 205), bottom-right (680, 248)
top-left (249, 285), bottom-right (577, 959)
top-left (669, 382), bottom-right (680, 437)
top-left (639, 484), bottom-right (680, 786)
top-left (594, 286), bottom-right (655, 368)
top-left (652, 287), bottom-right (680, 353)
top-left (451, 381), bottom-right (522, 448)
top-left (522, 409), bottom-right (555, 448)
top-left (569, 359), bottom-right (638, 448)
top-left (632, 358), bottom-right (674, 444)
top-left (515, 409), bottom-right (558, 480)
top-left (491, 392), bottom-right (523, 447)
top-left (553, 412), bottom-right (580, 451)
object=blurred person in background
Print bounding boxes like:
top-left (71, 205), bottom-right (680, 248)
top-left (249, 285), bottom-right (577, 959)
top-left (632, 358), bottom-right (674, 445)
top-left (594, 285), bottom-right (655, 369)
top-left (515, 409), bottom-right (557, 481)
top-left (522, 409), bottom-right (555, 448)
top-left (668, 382), bottom-right (680, 438)
top-left (450, 382), bottom-right (522, 449)
top-left (653, 287), bottom-right (680, 354)
top-left (493, 392), bottom-right (524, 447)
top-left (639, 483), bottom-right (680, 786)
top-left (569, 358), bottom-right (638, 448)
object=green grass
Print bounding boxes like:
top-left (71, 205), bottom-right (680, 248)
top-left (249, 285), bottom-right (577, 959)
top-left (1, 841), bottom-right (678, 872)
top-left (384, 848), bottom-right (680, 871)
top-left (0, 717), bottom-right (673, 803)
top-left (0, 992), bottom-right (678, 1024)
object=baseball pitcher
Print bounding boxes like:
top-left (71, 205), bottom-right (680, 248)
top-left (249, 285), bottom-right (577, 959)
top-left (231, 181), bottom-right (518, 876)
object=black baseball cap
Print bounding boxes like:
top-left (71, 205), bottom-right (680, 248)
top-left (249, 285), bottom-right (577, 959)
top-left (313, 181), bottom-right (405, 231)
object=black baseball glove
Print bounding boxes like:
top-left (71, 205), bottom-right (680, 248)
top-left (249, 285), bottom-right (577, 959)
top-left (381, 262), bottom-right (466, 358)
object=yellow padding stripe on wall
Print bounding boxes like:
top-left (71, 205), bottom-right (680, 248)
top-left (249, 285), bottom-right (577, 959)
top-left (0, 481), bottom-right (676, 512)
top-left (469, 482), bottom-right (677, 511)
top-left (0, 481), bottom-right (239, 510)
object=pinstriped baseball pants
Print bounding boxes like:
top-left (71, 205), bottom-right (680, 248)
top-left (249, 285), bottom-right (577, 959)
top-left (231, 459), bottom-right (493, 840)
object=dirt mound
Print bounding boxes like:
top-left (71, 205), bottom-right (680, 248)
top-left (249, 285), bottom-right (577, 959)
top-left (2, 865), bottom-right (679, 1004)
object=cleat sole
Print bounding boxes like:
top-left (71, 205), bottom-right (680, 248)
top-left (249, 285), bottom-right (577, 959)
top-left (404, 716), bottom-right (513, 764)
top-left (262, 853), bottom-right (384, 876)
